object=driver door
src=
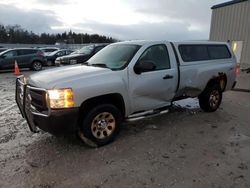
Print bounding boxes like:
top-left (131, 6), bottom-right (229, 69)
top-left (129, 44), bottom-right (178, 112)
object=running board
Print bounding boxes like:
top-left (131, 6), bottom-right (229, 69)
top-left (126, 107), bottom-right (170, 122)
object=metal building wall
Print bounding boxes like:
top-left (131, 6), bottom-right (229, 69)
top-left (210, 0), bottom-right (250, 67)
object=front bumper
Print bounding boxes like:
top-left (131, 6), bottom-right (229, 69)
top-left (15, 76), bottom-right (79, 134)
top-left (32, 108), bottom-right (79, 134)
top-left (55, 60), bottom-right (61, 66)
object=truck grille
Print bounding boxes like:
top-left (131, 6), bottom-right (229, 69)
top-left (29, 88), bottom-right (48, 111)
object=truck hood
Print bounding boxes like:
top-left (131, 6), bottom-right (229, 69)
top-left (28, 65), bottom-right (111, 89)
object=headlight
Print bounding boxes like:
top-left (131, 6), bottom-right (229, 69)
top-left (48, 89), bottom-right (74, 109)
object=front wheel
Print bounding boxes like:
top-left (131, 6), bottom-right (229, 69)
top-left (79, 104), bottom-right (122, 147)
top-left (32, 61), bottom-right (42, 71)
top-left (198, 84), bottom-right (222, 112)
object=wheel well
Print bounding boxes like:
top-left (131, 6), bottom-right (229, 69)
top-left (205, 73), bottom-right (227, 92)
top-left (79, 93), bottom-right (126, 122)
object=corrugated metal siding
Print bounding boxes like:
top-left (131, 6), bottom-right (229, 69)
top-left (210, 0), bottom-right (250, 67)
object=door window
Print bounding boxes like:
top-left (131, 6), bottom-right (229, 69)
top-left (18, 49), bottom-right (37, 56)
top-left (3, 50), bottom-right (17, 58)
top-left (56, 51), bottom-right (65, 56)
top-left (66, 50), bottom-right (73, 55)
top-left (138, 44), bottom-right (170, 71)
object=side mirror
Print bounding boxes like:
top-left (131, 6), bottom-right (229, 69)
top-left (134, 60), bottom-right (156, 74)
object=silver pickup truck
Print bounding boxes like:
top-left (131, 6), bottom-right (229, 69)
top-left (16, 40), bottom-right (237, 146)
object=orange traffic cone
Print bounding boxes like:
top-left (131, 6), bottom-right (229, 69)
top-left (14, 60), bottom-right (21, 76)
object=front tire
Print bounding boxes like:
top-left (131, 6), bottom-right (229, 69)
top-left (199, 84), bottom-right (222, 112)
top-left (32, 61), bottom-right (42, 71)
top-left (79, 104), bottom-right (122, 147)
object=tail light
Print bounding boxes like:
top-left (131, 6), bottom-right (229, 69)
top-left (235, 64), bottom-right (239, 79)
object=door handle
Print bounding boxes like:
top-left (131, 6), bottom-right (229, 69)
top-left (163, 74), bottom-right (174, 79)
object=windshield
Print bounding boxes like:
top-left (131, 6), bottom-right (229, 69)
top-left (87, 44), bottom-right (141, 70)
top-left (73, 45), bottom-right (94, 55)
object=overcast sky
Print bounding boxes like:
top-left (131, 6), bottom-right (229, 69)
top-left (0, 0), bottom-right (226, 40)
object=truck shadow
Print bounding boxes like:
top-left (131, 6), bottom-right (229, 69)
top-left (23, 100), bottom-right (202, 158)
top-left (26, 98), bottom-right (202, 151)
top-left (122, 102), bottom-right (202, 138)
top-left (19, 101), bottom-right (208, 187)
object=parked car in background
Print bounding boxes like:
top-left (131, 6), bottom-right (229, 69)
top-left (0, 48), bottom-right (8, 53)
top-left (55, 44), bottom-right (107, 66)
top-left (0, 48), bottom-right (46, 71)
top-left (39, 47), bottom-right (59, 55)
top-left (46, 49), bottom-right (74, 66)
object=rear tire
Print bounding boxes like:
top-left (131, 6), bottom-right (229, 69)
top-left (198, 84), bottom-right (222, 112)
top-left (32, 61), bottom-right (42, 71)
top-left (78, 104), bottom-right (122, 147)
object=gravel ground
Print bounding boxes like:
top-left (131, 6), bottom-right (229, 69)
top-left (0, 69), bottom-right (250, 188)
